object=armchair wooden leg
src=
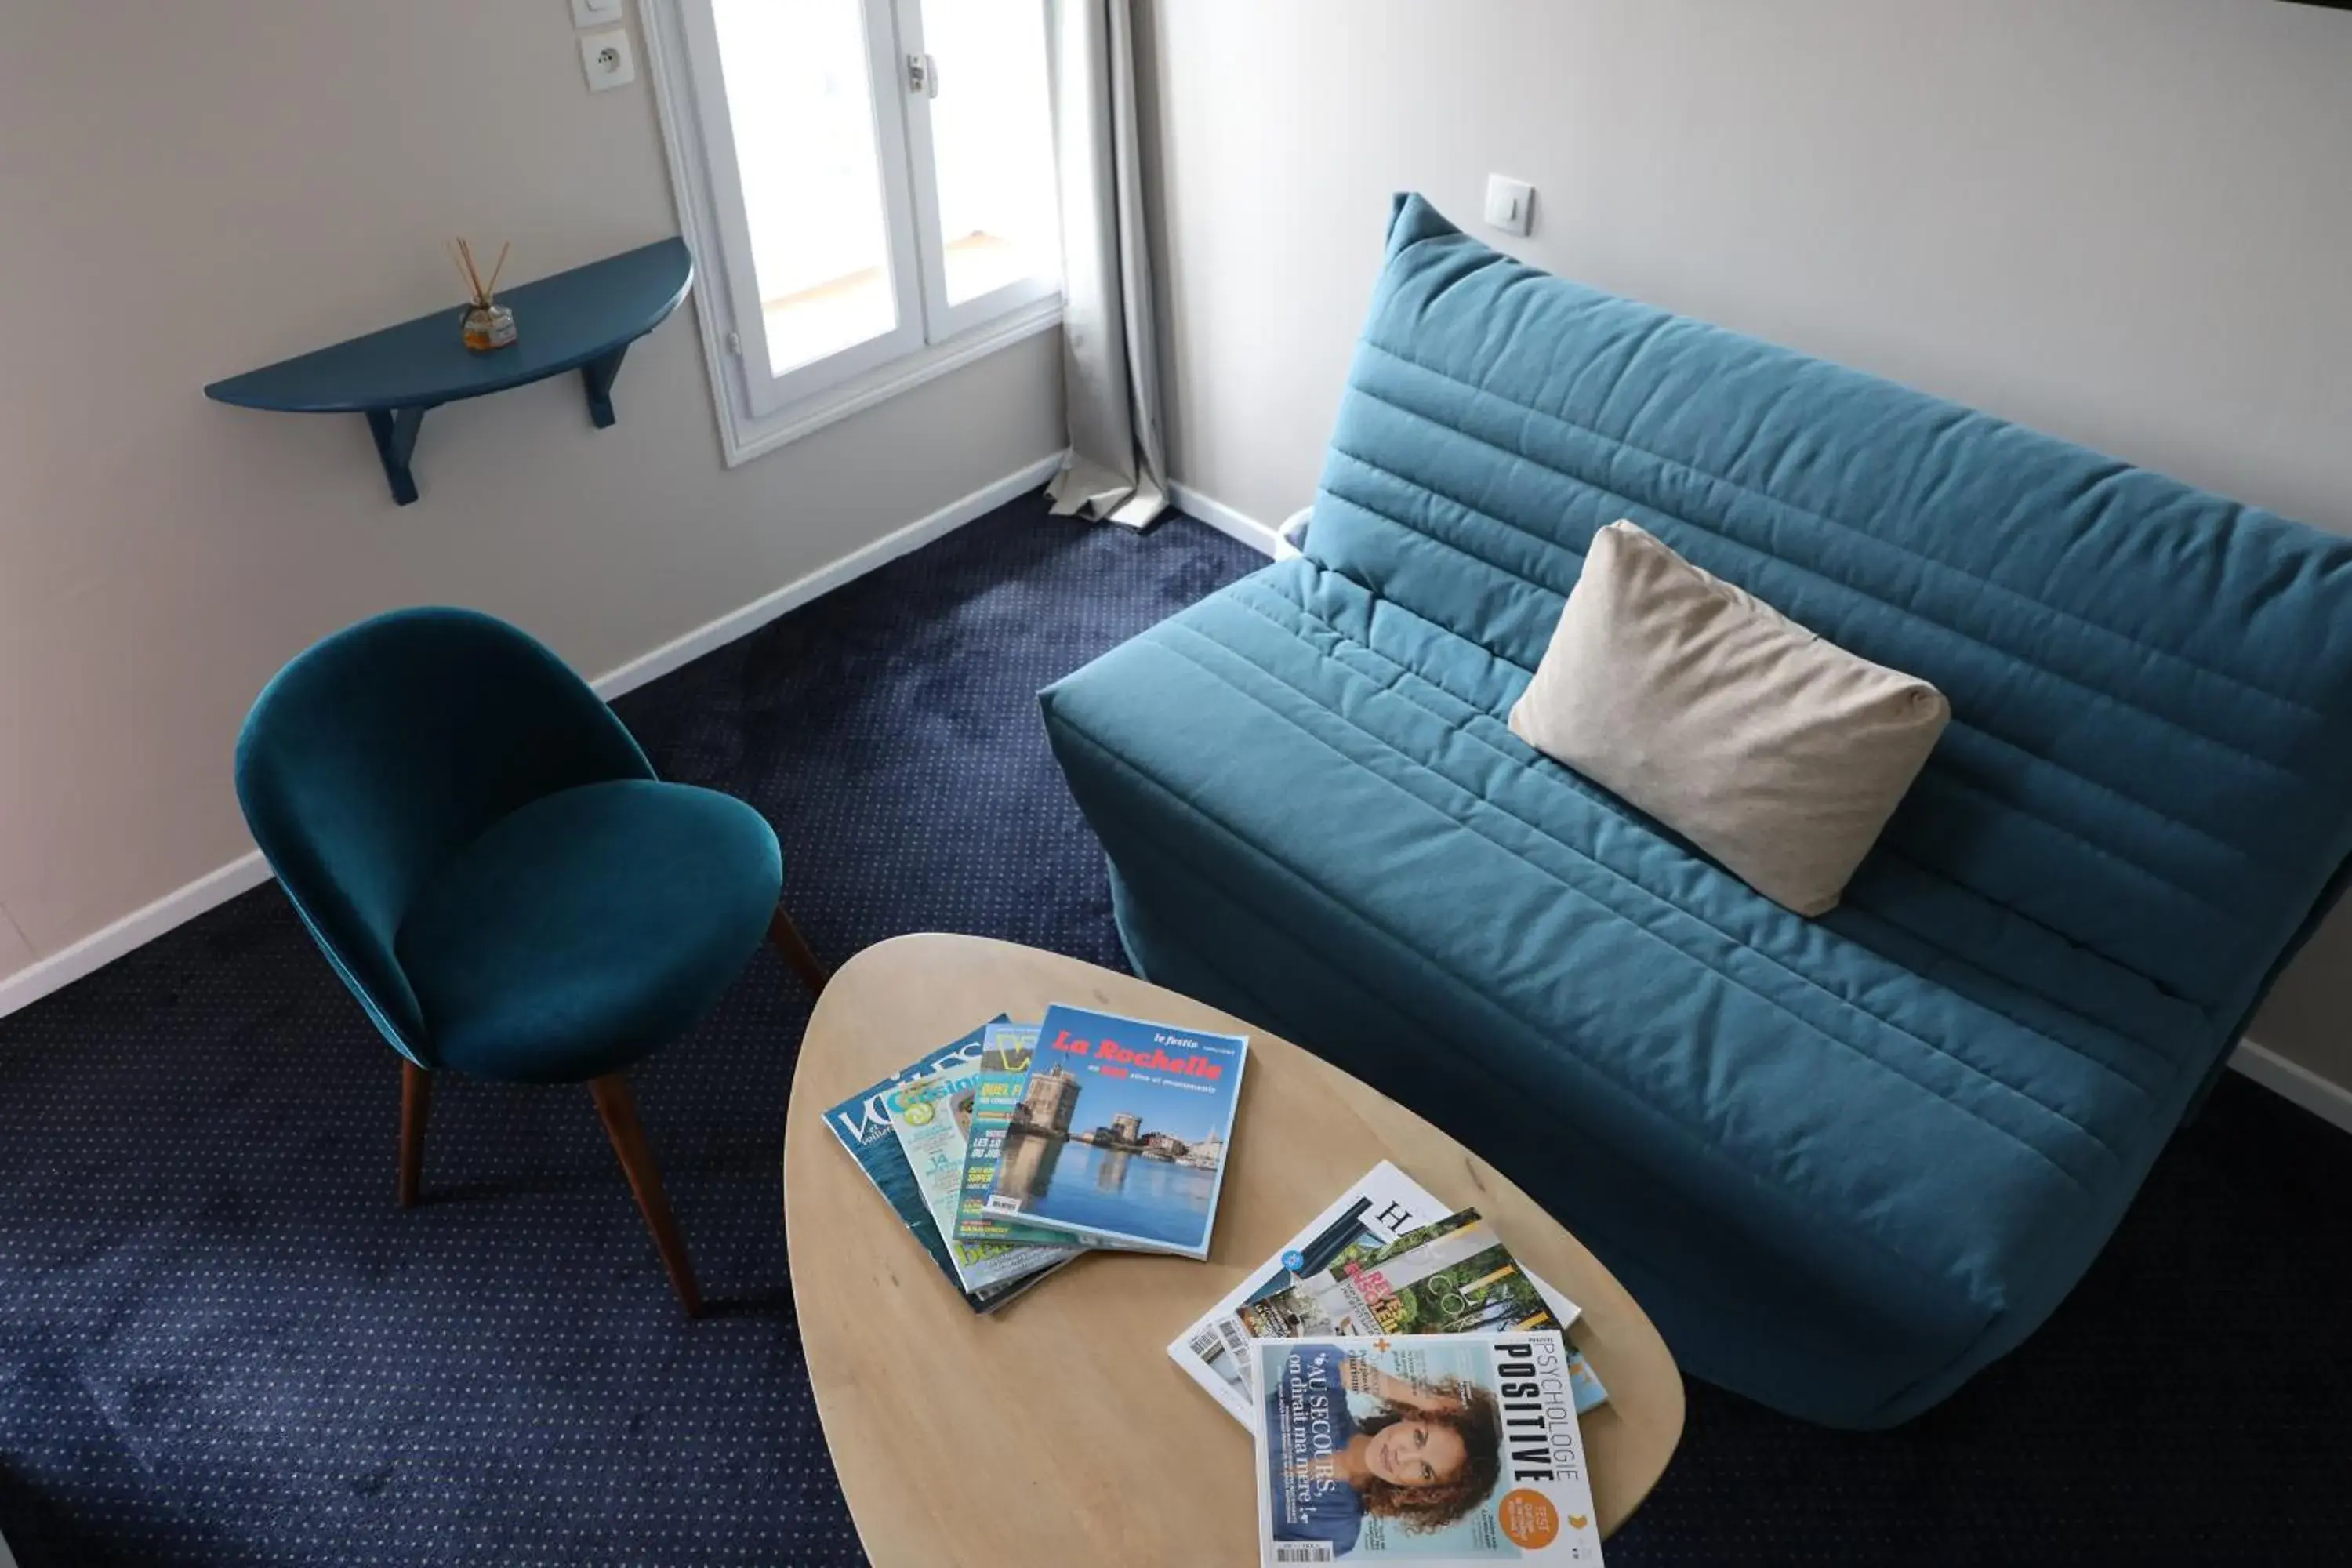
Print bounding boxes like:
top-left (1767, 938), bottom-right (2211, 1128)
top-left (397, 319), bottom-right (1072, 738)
top-left (589, 1073), bottom-right (704, 1319)
top-left (398, 1059), bottom-right (432, 1209)
top-left (767, 904), bottom-right (831, 997)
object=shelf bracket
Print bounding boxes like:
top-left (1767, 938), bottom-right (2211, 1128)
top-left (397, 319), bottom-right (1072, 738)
top-left (581, 344), bottom-right (630, 430)
top-left (364, 406), bottom-right (430, 506)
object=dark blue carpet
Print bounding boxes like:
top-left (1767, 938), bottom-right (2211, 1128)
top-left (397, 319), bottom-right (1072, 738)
top-left (2, 494), bottom-right (2347, 1565)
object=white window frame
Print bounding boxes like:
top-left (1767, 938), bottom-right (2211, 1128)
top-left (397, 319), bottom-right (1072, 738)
top-left (641, 0), bottom-right (1064, 467)
top-left (889, 0), bottom-right (1064, 342)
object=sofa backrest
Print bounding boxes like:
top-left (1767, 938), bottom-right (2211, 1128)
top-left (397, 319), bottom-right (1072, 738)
top-left (1309, 193), bottom-right (2352, 1040)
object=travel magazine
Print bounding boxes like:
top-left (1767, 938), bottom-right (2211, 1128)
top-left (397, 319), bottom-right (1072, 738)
top-left (1170, 1163), bottom-right (1608, 1421)
top-left (818, 1017), bottom-right (1057, 1312)
top-left (976, 1003), bottom-right (1249, 1258)
top-left (1253, 1331), bottom-right (1602, 1564)
top-left (829, 1020), bottom-right (1616, 1555)
top-left (883, 1049), bottom-right (1080, 1294)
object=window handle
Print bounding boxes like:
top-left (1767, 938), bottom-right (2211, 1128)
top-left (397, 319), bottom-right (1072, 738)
top-left (906, 52), bottom-right (939, 98)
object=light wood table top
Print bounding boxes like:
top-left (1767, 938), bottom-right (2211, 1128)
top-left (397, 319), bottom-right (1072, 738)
top-left (784, 934), bottom-right (1683, 1566)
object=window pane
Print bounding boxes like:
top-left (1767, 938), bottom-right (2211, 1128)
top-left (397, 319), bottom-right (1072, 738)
top-left (920, 0), bottom-right (1059, 306)
top-left (710, 0), bottom-right (897, 376)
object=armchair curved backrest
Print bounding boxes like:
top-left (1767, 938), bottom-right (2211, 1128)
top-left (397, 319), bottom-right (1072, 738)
top-left (234, 608), bottom-right (654, 1063)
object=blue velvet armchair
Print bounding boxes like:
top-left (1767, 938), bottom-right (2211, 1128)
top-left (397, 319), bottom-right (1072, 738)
top-left (234, 607), bottom-right (828, 1316)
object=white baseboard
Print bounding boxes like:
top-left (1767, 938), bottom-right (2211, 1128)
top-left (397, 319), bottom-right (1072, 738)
top-left (0, 450), bottom-right (1065, 1024)
top-left (2230, 1035), bottom-right (2352, 1137)
top-left (1169, 481), bottom-right (1281, 557)
top-left (0, 851), bottom-right (274, 1021)
top-left (593, 449), bottom-right (1066, 700)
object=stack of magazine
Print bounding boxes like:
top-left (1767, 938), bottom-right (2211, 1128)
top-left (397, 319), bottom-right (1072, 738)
top-left (825, 1012), bottom-right (1609, 1563)
top-left (1170, 1161), bottom-right (1612, 1563)
top-left (821, 1004), bottom-right (1251, 1307)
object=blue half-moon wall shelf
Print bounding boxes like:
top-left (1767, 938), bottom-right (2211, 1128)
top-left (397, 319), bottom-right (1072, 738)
top-left (204, 238), bottom-right (694, 506)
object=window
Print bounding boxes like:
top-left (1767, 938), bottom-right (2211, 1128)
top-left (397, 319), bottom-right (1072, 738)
top-left (644, 0), bottom-right (1062, 460)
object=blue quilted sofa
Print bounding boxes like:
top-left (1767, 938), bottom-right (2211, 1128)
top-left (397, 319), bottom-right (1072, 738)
top-left (1040, 194), bottom-right (2352, 1428)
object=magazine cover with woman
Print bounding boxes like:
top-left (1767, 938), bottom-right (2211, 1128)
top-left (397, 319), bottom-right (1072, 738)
top-left (1254, 1333), bottom-right (1602, 1565)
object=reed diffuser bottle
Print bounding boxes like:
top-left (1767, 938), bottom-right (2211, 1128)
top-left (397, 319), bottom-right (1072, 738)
top-left (450, 237), bottom-right (517, 351)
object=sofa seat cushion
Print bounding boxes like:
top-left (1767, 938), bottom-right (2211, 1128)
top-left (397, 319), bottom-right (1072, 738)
top-left (396, 780), bottom-right (782, 1083)
top-left (1043, 555), bottom-right (2213, 1424)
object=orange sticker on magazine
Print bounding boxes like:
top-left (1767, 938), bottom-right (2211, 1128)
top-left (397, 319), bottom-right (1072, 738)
top-left (1497, 1487), bottom-right (1560, 1548)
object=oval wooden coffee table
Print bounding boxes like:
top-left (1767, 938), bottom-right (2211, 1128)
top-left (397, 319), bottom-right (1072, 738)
top-left (784, 934), bottom-right (1682, 1566)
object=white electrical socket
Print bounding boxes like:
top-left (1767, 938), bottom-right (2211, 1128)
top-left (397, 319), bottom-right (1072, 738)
top-left (579, 27), bottom-right (637, 92)
top-left (571, 0), bottom-right (623, 27)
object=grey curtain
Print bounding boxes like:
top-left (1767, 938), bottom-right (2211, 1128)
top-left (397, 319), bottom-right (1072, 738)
top-left (1044, 0), bottom-right (1168, 530)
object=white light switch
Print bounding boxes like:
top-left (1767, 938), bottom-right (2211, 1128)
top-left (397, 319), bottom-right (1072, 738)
top-left (1483, 175), bottom-right (1535, 238)
top-left (580, 27), bottom-right (637, 92)
top-left (571, 0), bottom-right (623, 27)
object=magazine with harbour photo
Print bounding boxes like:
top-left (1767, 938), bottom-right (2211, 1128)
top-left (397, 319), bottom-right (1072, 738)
top-left (1168, 1163), bottom-right (1608, 1423)
top-left (1253, 1332), bottom-right (1602, 1564)
top-left (978, 1003), bottom-right (1249, 1257)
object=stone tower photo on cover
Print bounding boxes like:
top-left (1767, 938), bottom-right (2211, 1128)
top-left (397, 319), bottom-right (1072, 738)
top-left (1014, 1062), bottom-right (1080, 1135)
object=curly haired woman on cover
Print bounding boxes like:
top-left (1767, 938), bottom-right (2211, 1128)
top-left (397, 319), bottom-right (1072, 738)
top-left (1263, 1345), bottom-right (1505, 1556)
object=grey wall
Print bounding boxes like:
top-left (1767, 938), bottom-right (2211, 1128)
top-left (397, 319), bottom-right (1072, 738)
top-left (1138, 0), bottom-right (2352, 1091)
top-left (0, 2), bottom-right (1064, 987)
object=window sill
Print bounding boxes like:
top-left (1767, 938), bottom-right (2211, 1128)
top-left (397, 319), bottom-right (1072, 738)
top-left (714, 295), bottom-right (1063, 470)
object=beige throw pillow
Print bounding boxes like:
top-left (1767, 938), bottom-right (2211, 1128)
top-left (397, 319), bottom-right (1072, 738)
top-left (1508, 520), bottom-right (1950, 916)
